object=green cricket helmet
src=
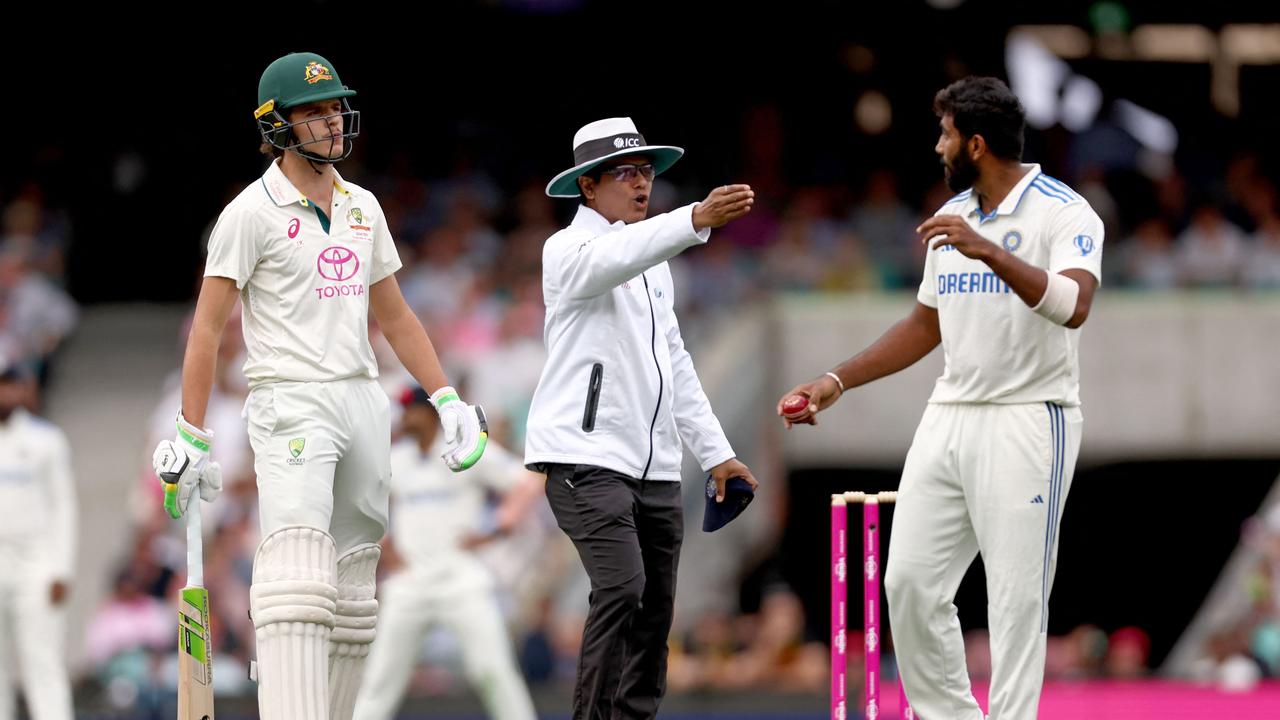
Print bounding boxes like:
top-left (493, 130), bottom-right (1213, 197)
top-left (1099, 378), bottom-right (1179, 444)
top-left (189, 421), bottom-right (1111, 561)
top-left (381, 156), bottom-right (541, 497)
top-left (254, 52), bottom-right (360, 163)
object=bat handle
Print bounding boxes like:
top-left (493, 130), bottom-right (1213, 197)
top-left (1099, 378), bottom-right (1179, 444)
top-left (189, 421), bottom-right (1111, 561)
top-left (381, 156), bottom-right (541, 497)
top-left (187, 498), bottom-right (204, 588)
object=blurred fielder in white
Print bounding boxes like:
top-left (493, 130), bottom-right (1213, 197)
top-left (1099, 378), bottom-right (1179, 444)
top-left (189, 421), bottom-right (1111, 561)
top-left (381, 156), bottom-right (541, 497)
top-left (353, 386), bottom-right (542, 720)
top-left (0, 356), bottom-right (75, 720)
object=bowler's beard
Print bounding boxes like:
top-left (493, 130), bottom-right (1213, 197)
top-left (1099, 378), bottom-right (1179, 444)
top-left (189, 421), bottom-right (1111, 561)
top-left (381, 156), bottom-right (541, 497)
top-left (944, 150), bottom-right (979, 194)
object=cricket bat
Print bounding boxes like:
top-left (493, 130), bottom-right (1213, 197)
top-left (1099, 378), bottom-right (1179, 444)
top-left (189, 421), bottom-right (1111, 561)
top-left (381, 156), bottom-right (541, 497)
top-left (171, 485), bottom-right (215, 719)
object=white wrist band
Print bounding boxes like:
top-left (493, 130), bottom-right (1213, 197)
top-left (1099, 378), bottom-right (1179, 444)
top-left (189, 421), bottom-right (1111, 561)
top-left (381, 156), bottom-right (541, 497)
top-left (1032, 271), bottom-right (1079, 326)
top-left (825, 371), bottom-right (845, 395)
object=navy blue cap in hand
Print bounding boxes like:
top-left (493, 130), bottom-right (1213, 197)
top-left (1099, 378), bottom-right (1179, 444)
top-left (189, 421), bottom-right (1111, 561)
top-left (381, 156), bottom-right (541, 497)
top-left (702, 475), bottom-right (755, 532)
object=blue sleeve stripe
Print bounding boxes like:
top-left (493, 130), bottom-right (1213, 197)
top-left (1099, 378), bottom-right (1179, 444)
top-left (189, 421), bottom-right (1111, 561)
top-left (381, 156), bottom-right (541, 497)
top-left (1038, 175), bottom-right (1080, 200)
top-left (1031, 179), bottom-right (1071, 204)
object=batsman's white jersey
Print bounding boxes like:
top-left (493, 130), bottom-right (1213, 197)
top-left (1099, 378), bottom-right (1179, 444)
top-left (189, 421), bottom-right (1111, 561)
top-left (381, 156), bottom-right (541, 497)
top-left (205, 160), bottom-right (402, 389)
top-left (886, 164), bottom-right (1103, 720)
top-left (0, 409), bottom-right (75, 720)
top-left (352, 437), bottom-right (536, 720)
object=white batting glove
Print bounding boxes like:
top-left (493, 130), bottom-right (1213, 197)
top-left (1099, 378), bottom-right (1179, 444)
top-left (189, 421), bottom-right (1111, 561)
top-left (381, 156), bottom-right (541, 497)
top-left (152, 412), bottom-right (222, 518)
top-left (430, 386), bottom-right (488, 472)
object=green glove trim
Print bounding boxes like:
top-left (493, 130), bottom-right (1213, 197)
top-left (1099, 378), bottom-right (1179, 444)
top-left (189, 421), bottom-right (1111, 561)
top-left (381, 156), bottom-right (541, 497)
top-left (176, 423), bottom-right (211, 453)
top-left (458, 432), bottom-right (488, 470)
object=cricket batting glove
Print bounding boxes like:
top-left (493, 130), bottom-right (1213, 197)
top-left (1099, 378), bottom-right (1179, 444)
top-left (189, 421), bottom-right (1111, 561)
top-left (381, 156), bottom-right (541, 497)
top-left (431, 386), bottom-right (488, 471)
top-left (152, 412), bottom-right (223, 519)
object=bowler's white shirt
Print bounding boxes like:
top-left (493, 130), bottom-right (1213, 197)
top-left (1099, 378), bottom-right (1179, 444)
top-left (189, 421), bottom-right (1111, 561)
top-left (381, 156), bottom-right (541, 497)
top-left (919, 164), bottom-right (1104, 406)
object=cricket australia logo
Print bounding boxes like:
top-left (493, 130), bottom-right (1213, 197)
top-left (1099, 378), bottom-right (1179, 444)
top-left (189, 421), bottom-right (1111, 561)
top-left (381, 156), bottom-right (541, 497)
top-left (304, 61), bottom-right (334, 84)
top-left (1075, 234), bottom-right (1096, 256)
top-left (287, 438), bottom-right (306, 465)
top-left (705, 477), bottom-right (716, 499)
top-left (346, 207), bottom-right (365, 225)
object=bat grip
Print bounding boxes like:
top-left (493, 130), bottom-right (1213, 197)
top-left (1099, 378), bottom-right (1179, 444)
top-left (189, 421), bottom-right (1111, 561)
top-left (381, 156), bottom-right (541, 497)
top-left (187, 498), bottom-right (204, 588)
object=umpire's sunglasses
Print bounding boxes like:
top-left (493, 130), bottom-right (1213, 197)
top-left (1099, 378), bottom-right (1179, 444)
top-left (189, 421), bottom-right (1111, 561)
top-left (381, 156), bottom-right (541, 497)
top-left (599, 163), bottom-right (656, 183)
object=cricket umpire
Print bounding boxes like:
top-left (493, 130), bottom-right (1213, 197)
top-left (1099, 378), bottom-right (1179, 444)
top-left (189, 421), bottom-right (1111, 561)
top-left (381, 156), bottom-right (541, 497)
top-left (525, 117), bottom-right (759, 719)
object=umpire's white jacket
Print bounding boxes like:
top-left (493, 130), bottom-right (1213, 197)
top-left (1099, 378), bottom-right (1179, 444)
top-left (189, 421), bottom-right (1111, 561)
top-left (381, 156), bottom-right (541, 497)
top-left (525, 204), bottom-right (734, 481)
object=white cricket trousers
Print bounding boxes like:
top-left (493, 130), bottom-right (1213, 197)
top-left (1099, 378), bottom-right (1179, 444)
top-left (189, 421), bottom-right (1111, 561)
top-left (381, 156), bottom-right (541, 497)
top-left (246, 377), bottom-right (391, 547)
top-left (245, 377), bottom-right (392, 720)
top-left (352, 571), bottom-right (537, 720)
top-left (0, 547), bottom-right (72, 720)
top-left (885, 402), bottom-right (1081, 720)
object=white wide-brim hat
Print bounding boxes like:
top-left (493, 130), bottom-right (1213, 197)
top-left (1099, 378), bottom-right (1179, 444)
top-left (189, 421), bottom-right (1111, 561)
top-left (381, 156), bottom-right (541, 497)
top-left (546, 117), bottom-right (684, 198)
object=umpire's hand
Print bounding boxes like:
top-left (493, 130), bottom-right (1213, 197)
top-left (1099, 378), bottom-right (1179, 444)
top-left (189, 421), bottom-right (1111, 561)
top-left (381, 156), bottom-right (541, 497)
top-left (708, 458), bottom-right (759, 502)
top-left (692, 184), bottom-right (755, 230)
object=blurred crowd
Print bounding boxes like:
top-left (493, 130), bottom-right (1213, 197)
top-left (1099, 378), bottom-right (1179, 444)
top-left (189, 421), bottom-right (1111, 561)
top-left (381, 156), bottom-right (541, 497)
top-left (1187, 504), bottom-right (1280, 692)
top-left (0, 186), bottom-right (78, 388)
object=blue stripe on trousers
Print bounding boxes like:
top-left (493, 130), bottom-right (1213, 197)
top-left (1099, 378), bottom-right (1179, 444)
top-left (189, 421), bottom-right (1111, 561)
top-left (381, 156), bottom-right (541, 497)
top-left (1041, 403), bottom-right (1063, 632)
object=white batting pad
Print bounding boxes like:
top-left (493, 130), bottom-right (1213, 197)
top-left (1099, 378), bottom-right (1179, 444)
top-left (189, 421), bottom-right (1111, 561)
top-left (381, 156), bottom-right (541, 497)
top-left (251, 526), bottom-right (338, 720)
top-left (329, 543), bottom-right (381, 720)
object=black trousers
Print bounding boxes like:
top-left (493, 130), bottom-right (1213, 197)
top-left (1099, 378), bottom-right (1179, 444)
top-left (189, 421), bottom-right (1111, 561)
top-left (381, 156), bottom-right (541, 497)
top-left (544, 463), bottom-right (684, 720)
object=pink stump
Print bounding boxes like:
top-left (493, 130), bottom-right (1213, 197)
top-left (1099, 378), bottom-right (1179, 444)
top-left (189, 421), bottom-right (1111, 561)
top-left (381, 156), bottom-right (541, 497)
top-left (865, 500), bottom-right (880, 720)
top-left (831, 498), bottom-right (847, 720)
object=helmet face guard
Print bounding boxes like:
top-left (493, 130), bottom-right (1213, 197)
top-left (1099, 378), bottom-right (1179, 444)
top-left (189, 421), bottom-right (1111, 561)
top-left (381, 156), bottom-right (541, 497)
top-left (255, 97), bottom-right (361, 164)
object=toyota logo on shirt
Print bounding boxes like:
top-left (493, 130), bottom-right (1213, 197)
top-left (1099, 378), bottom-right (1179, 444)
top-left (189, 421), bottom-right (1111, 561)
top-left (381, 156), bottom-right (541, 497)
top-left (317, 246), bottom-right (360, 281)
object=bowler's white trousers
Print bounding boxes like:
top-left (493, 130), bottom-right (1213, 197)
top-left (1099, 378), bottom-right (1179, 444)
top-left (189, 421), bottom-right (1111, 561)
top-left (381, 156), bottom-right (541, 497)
top-left (886, 402), bottom-right (1081, 720)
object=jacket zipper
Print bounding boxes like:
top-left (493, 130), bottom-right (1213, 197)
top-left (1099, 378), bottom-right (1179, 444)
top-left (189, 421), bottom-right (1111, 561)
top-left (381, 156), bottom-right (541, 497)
top-left (640, 273), bottom-right (662, 479)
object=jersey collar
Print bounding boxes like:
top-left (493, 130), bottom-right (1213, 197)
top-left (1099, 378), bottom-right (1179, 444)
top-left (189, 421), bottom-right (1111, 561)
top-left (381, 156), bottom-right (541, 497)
top-left (966, 163), bottom-right (1041, 224)
top-left (261, 159), bottom-right (353, 208)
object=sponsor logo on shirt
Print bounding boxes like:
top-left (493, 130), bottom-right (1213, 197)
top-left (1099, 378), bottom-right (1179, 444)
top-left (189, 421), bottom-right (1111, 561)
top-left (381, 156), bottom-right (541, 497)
top-left (288, 218), bottom-right (300, 239)
top-left (315, 283), bottom-right (365, 300)
top-left (936, 272), bottom-right (1012, 296)
top-left (317, 246), bottom-right (359, 281)
top-left (315, 246), bottom-right (366, 300)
